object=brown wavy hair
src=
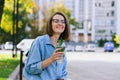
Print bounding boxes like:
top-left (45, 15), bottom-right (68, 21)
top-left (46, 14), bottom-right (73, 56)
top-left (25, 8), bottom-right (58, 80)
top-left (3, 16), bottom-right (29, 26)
top-left (46, 12), bottom-right (70, 40)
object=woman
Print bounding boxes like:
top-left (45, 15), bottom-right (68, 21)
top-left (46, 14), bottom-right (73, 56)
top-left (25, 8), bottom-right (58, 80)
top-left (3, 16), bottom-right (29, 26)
top-left (23, 12), bottom-right (70, 80)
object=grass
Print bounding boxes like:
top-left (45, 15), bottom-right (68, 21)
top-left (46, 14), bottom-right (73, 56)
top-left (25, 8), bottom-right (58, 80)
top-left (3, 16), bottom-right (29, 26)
top-left (0, 53), bottom-right (20, 80)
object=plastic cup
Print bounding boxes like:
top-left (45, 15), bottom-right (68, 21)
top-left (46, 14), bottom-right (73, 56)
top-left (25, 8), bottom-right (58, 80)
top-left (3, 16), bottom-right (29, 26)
top-left (56, 46), bottom-right (65, 64)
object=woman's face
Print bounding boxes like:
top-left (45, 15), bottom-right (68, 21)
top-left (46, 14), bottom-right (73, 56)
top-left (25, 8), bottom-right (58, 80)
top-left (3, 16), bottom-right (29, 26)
top-left (52, 14), bottom-right (66, 35)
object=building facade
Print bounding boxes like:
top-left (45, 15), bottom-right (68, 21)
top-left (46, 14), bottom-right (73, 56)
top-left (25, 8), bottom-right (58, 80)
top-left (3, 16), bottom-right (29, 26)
top-left (38, 0), bottom-right (120, 43)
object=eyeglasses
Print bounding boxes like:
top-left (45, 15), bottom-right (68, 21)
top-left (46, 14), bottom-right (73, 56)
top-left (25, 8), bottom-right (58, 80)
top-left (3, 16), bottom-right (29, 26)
top-left (52, 19), bottom-right (66, 24)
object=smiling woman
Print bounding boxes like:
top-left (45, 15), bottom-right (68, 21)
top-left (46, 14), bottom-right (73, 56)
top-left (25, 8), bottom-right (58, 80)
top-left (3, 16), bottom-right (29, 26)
top-left (23, 12), bottom-right (70, 80)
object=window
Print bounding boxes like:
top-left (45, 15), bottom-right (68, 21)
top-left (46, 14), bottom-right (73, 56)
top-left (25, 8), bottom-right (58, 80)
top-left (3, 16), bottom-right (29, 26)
top-left (111, 1), bottom-right (115, 7)
top-left (95, 3), bottom-right (97, 7)
top-left (110, 20), bottom-right (114, 26)
top-left (99, 3), bottom-right (101, 7)
top-left (111, 10), bottom-right (114, 16)
top-left (106, 13), bottom-right (109, 16)
top-left (95, 3), bottom-right (101, 7)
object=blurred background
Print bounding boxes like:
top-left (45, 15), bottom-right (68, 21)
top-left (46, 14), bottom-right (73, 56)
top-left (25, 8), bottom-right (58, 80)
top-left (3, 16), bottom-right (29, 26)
top-left (0, 0), bottom-right (120, 80)
top-left (0, 0), bottom-right (120, 53)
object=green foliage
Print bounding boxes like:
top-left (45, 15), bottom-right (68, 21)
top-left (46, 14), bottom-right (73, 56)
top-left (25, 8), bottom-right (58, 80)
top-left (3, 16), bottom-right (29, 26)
top-left (0, 54), bottom-right (20, 79)
top-left (97, 33), bottom-right (119, 47)
top-left (1, 0), bottom-right (13, 34)
top-left (98, 38), bottom-right (108, 47)
top-left (0, 0), bottom-right (37, 43)
top-left (114, 34), bottom-right (120, 44)
top-left (0, 27), bottom-right (13, 43)
top-left (40, 2), bottom-right (79, 34)
top-left (49, 2), bottom-right (79, 27)
top-left (98, 38), bottom-right (104, 47)
top-left (0, 0), bottom-right (5, 24)
top-left (112, 33), bottom-right (119, 47)
top-left (57, 39), bottom-right (64, 46)
top-left (57, 39), bottom-right (65, 52)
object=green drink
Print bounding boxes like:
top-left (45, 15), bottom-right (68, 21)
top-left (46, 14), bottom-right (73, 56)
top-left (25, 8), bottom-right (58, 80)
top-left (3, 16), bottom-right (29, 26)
top-left (56, 46), bottom-right (65, 52)
top-left (56, 39), bottom-right (65, 52)
top-left (56, 39), bottom-right (65, 63)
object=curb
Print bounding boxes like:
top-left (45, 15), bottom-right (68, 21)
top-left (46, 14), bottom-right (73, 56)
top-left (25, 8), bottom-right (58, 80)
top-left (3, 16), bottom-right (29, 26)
top-left (7, 64), bottom-right (20, 80)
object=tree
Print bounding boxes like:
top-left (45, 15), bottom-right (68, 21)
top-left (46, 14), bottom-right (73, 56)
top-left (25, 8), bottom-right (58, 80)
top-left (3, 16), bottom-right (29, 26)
top-left (0, 0), bottom-right (37, 43)
top-left (0, 27), bottom-right (12, 44)
top-left (114, 34), bottom-right (120, 47)
top-left (111, 33), bottom-right (119, 47)
top-left (1, 0), bottom-right (13, 34)
top-left (40, 1), bottom-right (79, 34)
top-left (28, 3), bottom-right (41, 38)
top-left (0, 0), bottom-right (5, 24)
top-left (50, 3), bottom-right (79, 27)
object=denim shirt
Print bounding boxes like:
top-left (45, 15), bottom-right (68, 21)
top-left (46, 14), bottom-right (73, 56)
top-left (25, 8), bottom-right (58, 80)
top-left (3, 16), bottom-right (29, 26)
top-left (23, 34), bottom-right (67, 80)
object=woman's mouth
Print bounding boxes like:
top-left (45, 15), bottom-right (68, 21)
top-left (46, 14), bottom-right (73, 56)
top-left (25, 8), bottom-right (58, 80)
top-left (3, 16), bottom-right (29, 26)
top-left (56, 26), bottom-right (63, 29)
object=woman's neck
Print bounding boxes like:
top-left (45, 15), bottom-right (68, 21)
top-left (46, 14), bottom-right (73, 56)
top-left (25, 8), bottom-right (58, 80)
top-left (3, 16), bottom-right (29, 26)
top-left (50, 35), bottom-right (60, 47)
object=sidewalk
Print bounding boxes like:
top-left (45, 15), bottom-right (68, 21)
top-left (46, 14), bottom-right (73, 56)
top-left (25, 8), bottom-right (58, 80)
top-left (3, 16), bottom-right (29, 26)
top-left (16, 67), bottom-right (25, 80)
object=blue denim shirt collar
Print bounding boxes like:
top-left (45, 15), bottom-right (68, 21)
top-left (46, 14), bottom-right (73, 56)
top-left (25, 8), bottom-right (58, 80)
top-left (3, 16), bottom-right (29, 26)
top-left (44, 34), bottom-right (52, 45)
top-left (44, 34), bottom-right (56, 49)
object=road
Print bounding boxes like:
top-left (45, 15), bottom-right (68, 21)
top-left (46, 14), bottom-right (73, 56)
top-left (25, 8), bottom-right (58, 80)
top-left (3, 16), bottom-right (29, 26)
top-left (66, 52), bottom-right (120, 80)
top-left (1, 50), bottom-right (120, 80)
top-left (0, 50), bottom-right (20, 54)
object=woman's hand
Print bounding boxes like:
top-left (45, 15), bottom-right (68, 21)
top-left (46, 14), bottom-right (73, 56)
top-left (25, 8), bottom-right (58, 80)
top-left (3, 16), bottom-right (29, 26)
top-left (42, 48), bottom-right (64, 69)
top-left (50, 48), bottom-right (64, 62)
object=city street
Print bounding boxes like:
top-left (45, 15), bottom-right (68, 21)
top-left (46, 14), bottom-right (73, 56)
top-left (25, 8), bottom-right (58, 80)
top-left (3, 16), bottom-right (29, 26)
top-left (1, 0), bottom-right (120, 80)
top-left (0, 50), bottom-right (20, 54)
top-left (1, 50), bottom-right (120, 80)
top-left (66, 52), bottom-right (120, 80)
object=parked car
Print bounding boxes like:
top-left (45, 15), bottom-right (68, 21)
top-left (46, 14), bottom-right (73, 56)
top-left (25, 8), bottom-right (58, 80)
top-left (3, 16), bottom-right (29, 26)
top-left (66, 45), bottom-right (74, 52)
top-left (0, 45), bottom-right (2, 50)
top-left (104, 41), bottom-right (114, 52)
top-left (4, 41), bottom-right (13, 50)
top-left (85, 43), bottom-right (96, 52)
top-left (74, 45), bottom-right (83, 52)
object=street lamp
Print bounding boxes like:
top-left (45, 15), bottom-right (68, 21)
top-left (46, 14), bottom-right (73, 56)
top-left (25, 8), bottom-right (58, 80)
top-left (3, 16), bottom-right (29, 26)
top-left (12, 0), bottom-right (19, 57)
top-left (12, 0), bottom-right (16, 57)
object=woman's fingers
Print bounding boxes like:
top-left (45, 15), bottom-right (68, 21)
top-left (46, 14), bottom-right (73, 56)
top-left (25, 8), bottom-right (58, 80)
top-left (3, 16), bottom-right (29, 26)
top-left (51, 50), bottom-right (64, 61)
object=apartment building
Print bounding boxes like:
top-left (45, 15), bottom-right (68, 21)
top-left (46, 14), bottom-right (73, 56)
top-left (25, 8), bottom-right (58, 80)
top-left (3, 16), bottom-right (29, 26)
top-left (94, 0), bottom-right (116, 41)
top-left (38, 0), bottom-right (120, 42)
